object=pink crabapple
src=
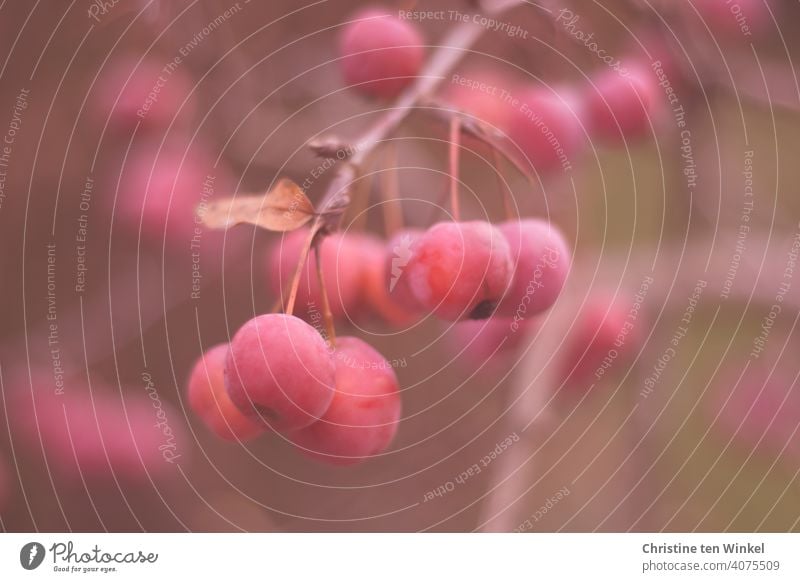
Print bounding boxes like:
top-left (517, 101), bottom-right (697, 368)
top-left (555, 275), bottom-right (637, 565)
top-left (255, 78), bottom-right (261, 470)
top-left (114, 141), bottom-right (231, 246)
top-left (187, 343), bottom-right (266, 441)
top-left (710, 366), bottom-right (800, 462)
top-left (405, 220), bottom-right (513, 321)
top-left (268, 228), bottom-right (374, 320)
top-left (338, 7), bottom-right (425, 99)
top-left (382, 228), bottom-right (425, 313)
top-left (441, 68), bottom-right (520, 134)
top-left (10, 384), bottom-right (185, 484)
top-left (583, 65), bottom-right (661, 142)
top-left (291, 337), bottom-right (401, 465)
top-left (507, 87), bottom-right (584, 172)
top-left (495, 219), bottom-right (571, 319)
top-left (360, 232), bottom-right (421, 326)
top-left (691, 0), bottom-right (774, 38)
top-left (224, 313), bottom-right (335, 431)
top-left (560, 296), bottom-right (640, 392)
top-left (95, 56), bottom-right (195, 132)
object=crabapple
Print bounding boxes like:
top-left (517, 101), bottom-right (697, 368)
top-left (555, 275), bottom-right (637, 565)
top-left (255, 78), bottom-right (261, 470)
top-left (268, 228), bottom-right (369, 320)
top-left (495, 219), bottom-right (571, 319)
top-left (442, 68), bottom-right (519, 132)
top-left (95, 57), bottom-right (195, 132)
top-left (360, 232), bottom-right (421, 326)
top-left (507, 87), bottom-right (583, 172)
top-left (560, 296), bottom-right (640, 391)
top-left (383, 228), bottom-right (424, 312)
top-left (115, 141), bottom-right (230, 245)
top-left (444, 317), bottom-right (539, 366)
top-left (406, 221), bottom-right (513, 321)
top-left (187, 344), bottom-right (265, 441)
top-left (10, 384), bottom-right (185, 483)
top-left (711, 366), bottom-right (800, 461)
top-left (291, 337), bottom-right (401, 465)
top-left (584, 65), bottom-right (660, 141)
top-left (225, 313), bottom-right (335, 431)
top-left (338, 8), bottom-right (424, 99)
top-left (692, 0), bottom-right (773, 38)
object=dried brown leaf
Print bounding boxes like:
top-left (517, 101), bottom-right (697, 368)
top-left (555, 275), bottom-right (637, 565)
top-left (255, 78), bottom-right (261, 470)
top-left (199, 179), bottom-right (315, 232)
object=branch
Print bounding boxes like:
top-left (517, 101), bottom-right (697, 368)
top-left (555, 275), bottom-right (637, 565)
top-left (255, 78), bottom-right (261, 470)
top-left (312, 13), bottom-right (506, 232)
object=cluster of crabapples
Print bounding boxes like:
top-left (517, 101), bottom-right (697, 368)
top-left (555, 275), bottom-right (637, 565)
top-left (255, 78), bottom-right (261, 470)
top-left (188, 217), bottom-right (572, 464)
top-left (187, 318), bottom-right (401, 466)
top-left (337, 5), bottom-right (667, 161)
top-left (184, 5), bottom-right (677, 461)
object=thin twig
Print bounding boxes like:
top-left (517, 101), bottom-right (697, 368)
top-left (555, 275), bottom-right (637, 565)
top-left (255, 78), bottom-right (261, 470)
top-left (449, 116), bottom-right (462, 221)
top-left (313, 242), bottom-right (337, 348)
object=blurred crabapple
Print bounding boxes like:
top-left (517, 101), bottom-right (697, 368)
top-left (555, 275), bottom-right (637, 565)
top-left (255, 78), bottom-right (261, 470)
top-left (584, 65), bottom-right (660, 141)
top-left (495, 219), bottom-right (571, 319)
top-left (291, 337), bottom-right (401, 465)
top-left (710, 365), bottom-right (800, 461)
top-left (187, 343), bottom-right (266, 441)
top-left (560, 295), bottom-right (640, 391)
top-left (692, 0), bottom-right (774, 38)
top-left (11, 384), bottom-right (186, 483)
top-left (441, 68), bottom-right (520, 133)
top-left (406, 221), bottom-right (513, 321)
top-left (114, 140), bottom-right (231, 247)
top-left (507, 87), bottom-right (583, 172)
top-left (268, 228), bottom-right (372, 320)
top-left (338, 7), bottom-right (425, 99)
top-left (225, 313), bottom-right (335, 431)
top-left (383, 228), bottom-right (424, 311)
top-left (360, 232), bottom-right (421, 326)
top-left (95, 56), bottom-right (195, 132)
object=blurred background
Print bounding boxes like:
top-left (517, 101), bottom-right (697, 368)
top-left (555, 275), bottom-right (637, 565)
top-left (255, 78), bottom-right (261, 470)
top-left (0, 0), bottom-right (799, 532)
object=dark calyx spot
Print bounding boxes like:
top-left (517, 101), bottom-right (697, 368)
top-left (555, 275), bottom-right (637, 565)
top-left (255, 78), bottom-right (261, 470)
top-left (253, 404), bottom-right (280, 422)
top-left (469, 300), bottom-right (497, 320)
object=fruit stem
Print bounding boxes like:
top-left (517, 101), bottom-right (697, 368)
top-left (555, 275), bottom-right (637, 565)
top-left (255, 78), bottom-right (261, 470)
top-left (492, 147), bottom-right (515, 221)
top-left (382, 143), bottom-right (404, 235)
top-left (311, 14), bottom-right (498, 234)
top-left (313, 241), bottom-right (337, 348)
top-left (285, 227), bottom-right (318, 316)
top-left (449, 116), bottom-right (462, 221)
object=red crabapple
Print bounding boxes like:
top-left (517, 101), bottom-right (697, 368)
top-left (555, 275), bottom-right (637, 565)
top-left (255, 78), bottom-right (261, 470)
top-left (225, 313), bottom-right (335, 431)
top-left (495, 219), bottom-right (571, 319)
top-left (692, 0), bottom-right (773, 38)
top-left (507, 87), bottom-right (583, 172)
top-left (710, 366), bottom-right (800, 461)
top-left (441, 68), bottom-right (519, 133)
top-left (383, 228), bottom-right (424, 312)
top-left (361, 232), bottom-right (421, 326)
top-left (187, 344), bottom-right (266, 441)
top-left (95, 56), bottom-right (195, 132)
top-left (115, 141), bottom-right (230, 245)
top-left (406, 221), bottom-right (513, 321)
top-left (268, 228), bottom-right (369, 320)
top-left (291, 337), bottom-right (401, 465)
top-left (584, 65), bottom-right (660, 141)
top-left (560, 296), bottom-right (640, 391)
top-left (338, 8), bottom-right (424, 99)
top-left (10, 384), bottom-right (185, 483)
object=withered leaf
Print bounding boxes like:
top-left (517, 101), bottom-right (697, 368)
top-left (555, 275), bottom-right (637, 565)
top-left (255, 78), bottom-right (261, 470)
top-left (199, 179), bottom-right (316, 232)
